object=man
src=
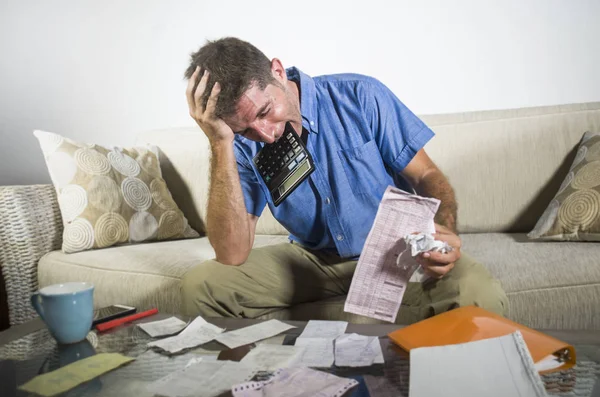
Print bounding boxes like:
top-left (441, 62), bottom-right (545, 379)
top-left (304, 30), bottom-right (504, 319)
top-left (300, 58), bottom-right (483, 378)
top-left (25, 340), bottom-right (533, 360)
top-left (181, 37), bottom-right (507, 323)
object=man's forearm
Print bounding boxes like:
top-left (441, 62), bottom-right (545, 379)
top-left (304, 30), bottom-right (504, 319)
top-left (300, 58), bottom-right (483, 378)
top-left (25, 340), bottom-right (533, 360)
top-left (415, 170), bottom-right (458, 233)
top-left (206, 141), bottom-right (253, 265)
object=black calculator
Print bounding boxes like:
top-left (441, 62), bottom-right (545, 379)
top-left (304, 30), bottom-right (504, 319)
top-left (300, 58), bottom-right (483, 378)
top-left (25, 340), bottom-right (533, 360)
top-left (253, 123), bottom-right (315, 206)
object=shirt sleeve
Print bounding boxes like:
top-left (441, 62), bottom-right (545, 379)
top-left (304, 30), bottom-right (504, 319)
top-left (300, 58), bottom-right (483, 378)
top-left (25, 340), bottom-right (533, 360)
top-left (362, 78), bottom-right (435, 173)
top-left (233, 144), bottom-right (268, 217)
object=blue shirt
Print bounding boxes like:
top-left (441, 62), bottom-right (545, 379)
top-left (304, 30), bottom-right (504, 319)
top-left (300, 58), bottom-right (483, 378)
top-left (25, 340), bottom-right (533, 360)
top-left (233, 67), bottom-right (434, 258)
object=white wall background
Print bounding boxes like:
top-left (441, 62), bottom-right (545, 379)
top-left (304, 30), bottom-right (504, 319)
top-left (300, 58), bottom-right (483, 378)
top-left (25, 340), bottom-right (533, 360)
top-left (1, 0), bottom-right (599, 185)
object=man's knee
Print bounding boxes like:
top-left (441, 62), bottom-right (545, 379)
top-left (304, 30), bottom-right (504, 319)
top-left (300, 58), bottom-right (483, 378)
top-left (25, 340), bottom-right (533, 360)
top-left (453, 255), bottom-right (509, 317)
top-left (181, 259), bottom-right (232, 317)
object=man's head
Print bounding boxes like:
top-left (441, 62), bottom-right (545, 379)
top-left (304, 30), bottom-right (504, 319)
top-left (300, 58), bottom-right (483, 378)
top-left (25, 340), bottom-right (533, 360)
top-left (185, 37), bottom-right (301, 143)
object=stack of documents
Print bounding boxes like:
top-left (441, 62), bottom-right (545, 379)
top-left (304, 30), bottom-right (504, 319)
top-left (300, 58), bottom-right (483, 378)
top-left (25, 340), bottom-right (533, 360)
top-left (409, 331), bottom-right (548, 397)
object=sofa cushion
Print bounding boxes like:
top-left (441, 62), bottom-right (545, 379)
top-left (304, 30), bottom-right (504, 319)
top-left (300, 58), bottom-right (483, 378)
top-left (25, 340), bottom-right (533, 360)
top-left (34, 130), bottom-right (199, 253)
top-left (38, 233), bottom-right (600, 330)
top-left (528, 131), bottom-right (600, 241)
top-left (37, 235), bottom-right (290, 314)
top-left (259, 233), bottom-right (600, 329)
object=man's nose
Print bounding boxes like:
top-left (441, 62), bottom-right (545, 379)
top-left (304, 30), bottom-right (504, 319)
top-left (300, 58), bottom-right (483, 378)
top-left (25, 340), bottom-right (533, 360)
top-left (249, 120), bottom-right (276, 142)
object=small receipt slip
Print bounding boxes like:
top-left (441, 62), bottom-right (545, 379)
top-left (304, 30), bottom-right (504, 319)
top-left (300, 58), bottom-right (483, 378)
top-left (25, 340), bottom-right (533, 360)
top-left (148, 360), bottom-right (256, 397)
top-left (298, 320), bottom-right (347, 339)
top-left (216, 319), bottom-right (295, 349)
top-left (344, 186), bottom-right (440, 322)
top-left (148, 316), bottom-right (224, 353)
top-left (334, 333), bottom-right (384, 367)
top-left (138, 316), bottom-right (187, 337)
top-left (232, 367), bottom-right (358, 397)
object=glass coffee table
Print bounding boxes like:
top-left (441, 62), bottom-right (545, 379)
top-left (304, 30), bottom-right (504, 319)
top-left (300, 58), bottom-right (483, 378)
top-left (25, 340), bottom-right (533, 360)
top-left (1, 313), bottom-right (599, 397)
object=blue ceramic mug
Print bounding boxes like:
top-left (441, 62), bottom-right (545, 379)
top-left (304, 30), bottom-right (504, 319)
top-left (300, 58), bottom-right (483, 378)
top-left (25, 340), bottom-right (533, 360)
top-left (31, 282), bottom-right (94, 344)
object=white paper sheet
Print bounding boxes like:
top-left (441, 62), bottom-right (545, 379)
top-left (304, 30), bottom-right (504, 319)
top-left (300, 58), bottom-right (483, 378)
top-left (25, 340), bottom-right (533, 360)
top-left (231, 367), bottom-right (359, 397)
top-left (403, 233), bottom-right (452, 257)
top-left (334, 333), bottom-right (385, 367)
top-left (293, 338), bottom-right (335, 368)
top-left (240, 344), bottom-right (305, 371)
top-left (148, 316), bottom-right (225, 353)
top-left (147, 360), bottom-right (256, 397)
top-left (344, 186), bottom-right (440, 322)
top-left (138, 316), bottom-right (188, 338)
top-left (409, 331), bottom-right (548, 397)
top-left (298, 320), bottom-right (348, 339)
top-left (215, 319), bottom-right (296, 349)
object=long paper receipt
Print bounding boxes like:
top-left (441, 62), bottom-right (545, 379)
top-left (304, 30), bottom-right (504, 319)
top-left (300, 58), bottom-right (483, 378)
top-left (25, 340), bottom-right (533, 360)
top-left (344, 186), bottom-right (440, 322)
top-left (19, 353), bottom-right (134, 397)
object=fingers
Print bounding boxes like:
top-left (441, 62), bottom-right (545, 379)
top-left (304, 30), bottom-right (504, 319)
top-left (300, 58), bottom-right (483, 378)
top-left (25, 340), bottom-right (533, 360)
top-left (205, 82), bottom-right (221, 116)
top-left (422, 248), bottom-right (461, 264)
top-left (194, 69), bottom-right (209, 110)
top-left (186, 66), bottom-right (201, 114)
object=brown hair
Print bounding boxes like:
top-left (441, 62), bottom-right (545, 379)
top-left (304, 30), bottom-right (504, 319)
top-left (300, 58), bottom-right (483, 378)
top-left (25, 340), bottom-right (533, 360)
top-left (184, 37), bottom-right (275, 118)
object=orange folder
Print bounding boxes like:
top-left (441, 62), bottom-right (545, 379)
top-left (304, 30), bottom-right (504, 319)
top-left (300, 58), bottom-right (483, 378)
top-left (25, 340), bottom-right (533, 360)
top-left (388, 306), bottom-right (576, 374)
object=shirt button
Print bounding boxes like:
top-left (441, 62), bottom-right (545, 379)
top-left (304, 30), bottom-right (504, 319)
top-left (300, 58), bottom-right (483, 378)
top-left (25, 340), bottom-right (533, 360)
top-left (325, 197), bottom-right (331, 205)
top-left (310, 121), bottom-right (314, 126)
top-left (336, 234), bottom-right (344, 241)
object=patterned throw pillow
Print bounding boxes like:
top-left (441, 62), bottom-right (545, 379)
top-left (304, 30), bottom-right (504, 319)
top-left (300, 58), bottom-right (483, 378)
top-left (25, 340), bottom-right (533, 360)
top-left (34, 130), bottom-right (199, 253)
top-left (528, 131), bottom-right (600, 241)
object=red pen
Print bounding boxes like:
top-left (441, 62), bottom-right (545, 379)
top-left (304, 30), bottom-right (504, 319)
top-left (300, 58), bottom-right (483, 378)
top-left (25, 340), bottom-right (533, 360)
top-left (96, 308), bottom-right (159, 332)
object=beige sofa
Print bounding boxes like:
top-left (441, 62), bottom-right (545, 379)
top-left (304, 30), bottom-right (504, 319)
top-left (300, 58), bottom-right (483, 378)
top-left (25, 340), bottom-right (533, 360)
top-left (2, 102), bottom-right (599, 330)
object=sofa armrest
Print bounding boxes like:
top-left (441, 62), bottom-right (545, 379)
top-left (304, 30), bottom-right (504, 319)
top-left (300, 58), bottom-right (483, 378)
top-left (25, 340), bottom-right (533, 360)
top-left (0, 185), bottom-right (63, 326)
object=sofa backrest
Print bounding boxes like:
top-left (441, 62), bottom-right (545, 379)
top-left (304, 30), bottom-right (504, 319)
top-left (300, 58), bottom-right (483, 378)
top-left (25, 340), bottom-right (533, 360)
top-left (137, 102), bottom-right (600, 235)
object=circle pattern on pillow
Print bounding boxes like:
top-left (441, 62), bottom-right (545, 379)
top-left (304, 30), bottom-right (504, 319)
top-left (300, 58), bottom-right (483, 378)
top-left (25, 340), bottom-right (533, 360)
top-left (48, 152), bottom-right (78, 187)
top-left (95, 213), bottom-right (129, 248)
top-left (63, 218), bottom-right (95, 253)
top-left (108, 149), bottom-right (141, 177)
top-left (129, 211), bottom-right (158, 242)
top-left (34, 131), bottom-right (200, 253)
top-left (88, 176), bottom-right (122, 212)
top-left (150, 179), bottom-right (178, 210)
top-left (59, 185), bottom-right (88, 222)
top-left (74, 148), bottom-right (111, 175)
top-left (122, 177), bottom-right (152, 211)
top-left (158, 210), bottom-right (183, 239)
top-left (558, 189), bottom-right (600, 231)
top-left (572, 161), bottom-right (600, 190)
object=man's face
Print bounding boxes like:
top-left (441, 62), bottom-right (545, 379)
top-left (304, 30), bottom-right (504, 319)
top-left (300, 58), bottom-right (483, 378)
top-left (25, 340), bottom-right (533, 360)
top-left (223, 79), bottom-right (301, 144)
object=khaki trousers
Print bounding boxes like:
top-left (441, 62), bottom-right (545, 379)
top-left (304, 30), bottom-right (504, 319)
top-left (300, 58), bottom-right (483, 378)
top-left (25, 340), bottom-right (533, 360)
top-left (181, 242), bottom-right (508, 324)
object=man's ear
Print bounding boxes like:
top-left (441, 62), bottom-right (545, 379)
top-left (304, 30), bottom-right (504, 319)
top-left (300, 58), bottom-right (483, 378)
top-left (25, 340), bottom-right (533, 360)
top-left (270, 58), bottom-right (287, 82)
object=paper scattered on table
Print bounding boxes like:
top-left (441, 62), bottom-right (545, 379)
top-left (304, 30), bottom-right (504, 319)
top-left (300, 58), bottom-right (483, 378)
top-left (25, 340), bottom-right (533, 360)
top-left (344, 186), bottom-right (439, 322)
top-left (231, 367), bottom-right (358, 397)
top-left (410, 331), bottom-right (548, 397)
top-left (138, 316), bottom-right (188, 337)
top-left (240, 344), bottom-right (305, 371)
top-left (215, 319), bottom-right (296, 349)
top-left (148, 316), bottom-right (224, 353)
top-left (294, 338), bottom-right (335, 368)
top-left (298, 320), bottom-right (348, 339)
top-left (19, 353), bottom-right (134, 397)
top-left (403, 232), bottom-right (452, 257)
top-left (335, 333), bottom-right (385, 367)
top-left (147, 360), bottom-right (256, 397)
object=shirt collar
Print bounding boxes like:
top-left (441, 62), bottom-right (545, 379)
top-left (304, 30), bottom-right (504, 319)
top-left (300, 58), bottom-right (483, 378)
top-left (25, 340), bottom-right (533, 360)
top-left (286, 67), bottom-right (319, 134)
